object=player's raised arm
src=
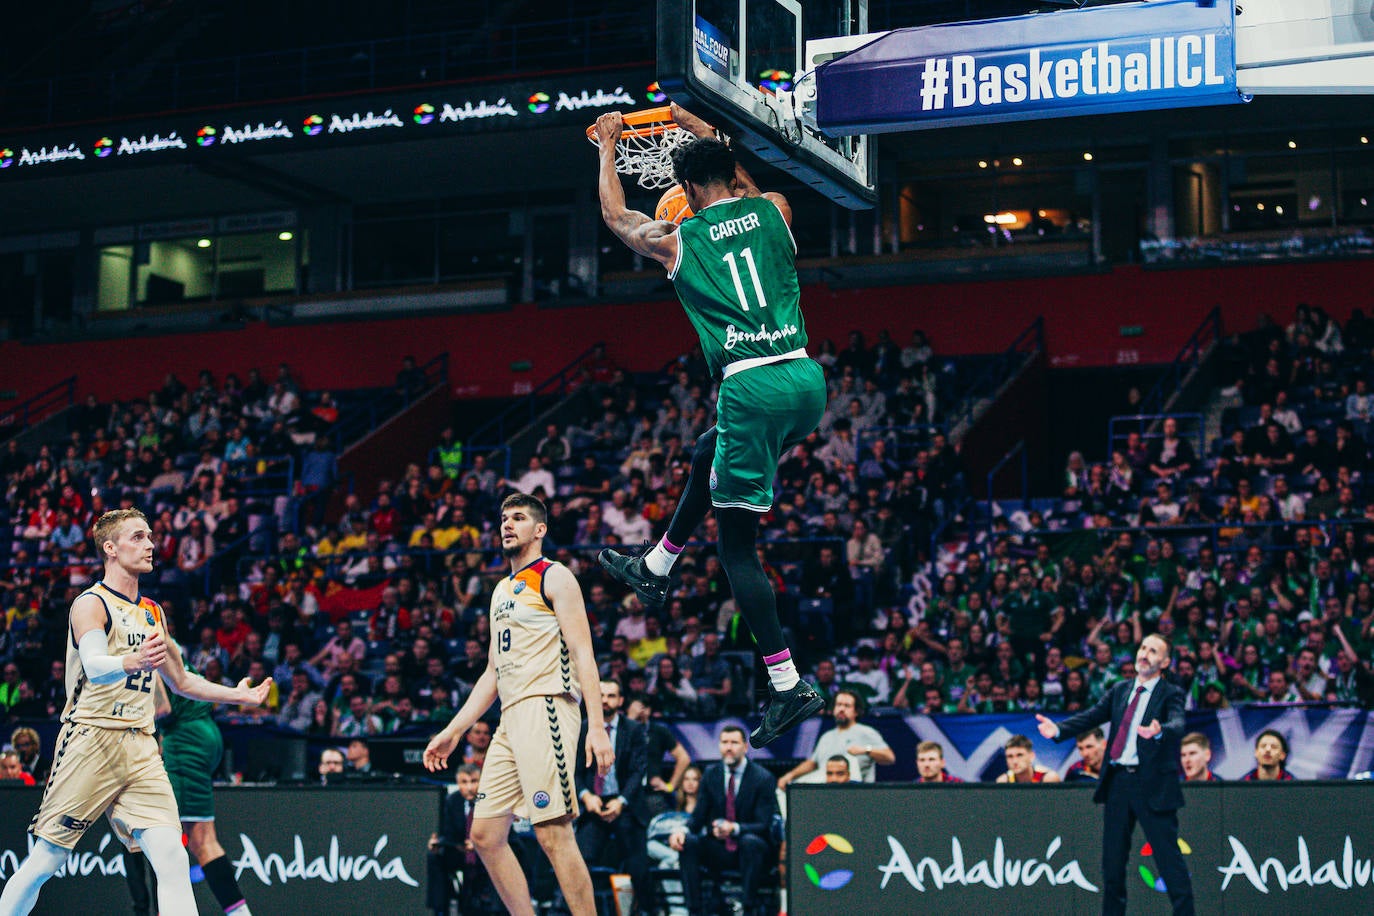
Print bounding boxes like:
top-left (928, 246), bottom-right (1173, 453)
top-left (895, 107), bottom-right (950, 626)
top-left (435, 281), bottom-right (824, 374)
top-left (668, 102), bottom-right (792, 225)
top-left (595, 111), bottom-right (679, 267)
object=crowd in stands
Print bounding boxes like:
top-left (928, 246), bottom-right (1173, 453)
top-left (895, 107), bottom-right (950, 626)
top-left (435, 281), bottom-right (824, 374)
top-left (4, 308), bottom-right (1374, 914)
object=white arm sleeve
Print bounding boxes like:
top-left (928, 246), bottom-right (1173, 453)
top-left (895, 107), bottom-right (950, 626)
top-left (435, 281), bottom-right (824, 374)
top-left (79, 627), bottom-right (128, 685)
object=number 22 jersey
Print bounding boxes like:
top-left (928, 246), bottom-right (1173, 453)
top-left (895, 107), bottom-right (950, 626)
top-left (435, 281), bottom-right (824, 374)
top-left (489, 557), bottom-right (581, 710)
top-left (61, 581), bottom-right (165, 733)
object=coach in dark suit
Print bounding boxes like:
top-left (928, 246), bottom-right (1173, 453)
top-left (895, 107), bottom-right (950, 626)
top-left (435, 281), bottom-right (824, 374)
top-left (669, 724), bottom-right (778, 916)
top-left (1037, 634), bottom-right (1193, 916)
top-left (573, 680), bottom-right (650, 913)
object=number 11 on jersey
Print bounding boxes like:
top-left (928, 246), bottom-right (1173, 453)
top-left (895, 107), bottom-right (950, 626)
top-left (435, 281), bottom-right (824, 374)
top-left (722, 247), bottom-right (768, 312)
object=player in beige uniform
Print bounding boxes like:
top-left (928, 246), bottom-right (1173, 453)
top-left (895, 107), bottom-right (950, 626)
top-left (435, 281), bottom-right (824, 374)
top-left (424, 493), bottom-right (613, 916)
top-left (0, 509), bottom-right (270, 916)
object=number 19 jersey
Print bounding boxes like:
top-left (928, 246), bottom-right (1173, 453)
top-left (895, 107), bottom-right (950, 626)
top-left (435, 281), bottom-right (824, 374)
top-left (489, 557), bottom-right (580, 710)
top-left (669, 195), bottom-right (808, 377)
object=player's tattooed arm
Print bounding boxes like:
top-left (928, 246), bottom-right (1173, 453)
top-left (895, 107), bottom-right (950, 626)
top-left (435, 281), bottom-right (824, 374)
top-left (595, 111), bottom-right (680, 268)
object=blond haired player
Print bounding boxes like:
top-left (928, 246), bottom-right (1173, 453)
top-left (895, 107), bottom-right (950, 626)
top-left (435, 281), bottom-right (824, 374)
top-left (424, 493), bottom-right (614, 916)
top-left (0, 509), bottom-right (271, 916)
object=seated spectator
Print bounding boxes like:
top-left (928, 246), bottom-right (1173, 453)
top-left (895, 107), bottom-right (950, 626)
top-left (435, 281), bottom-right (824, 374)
top-left (346, 737), bottom-right (374, 775)
top-left (37, 660), bottom-right (65, 719)
top-left (278, 668), bottom-right (323, 732)
top-left (667, 726), bottom-right (779, 916)
top-left (996, 734), bottom-right (1061, 783)
top-left (647, 764), bottom-right (701, 869)
top-left (688, 632), bottom-right (733, 716)
top-left (0, 749), bottom-right (35, 785)
top-left (914, 741), bottom-right (962, 784)
top-left (1147, 417), bottom-right (1195, 482)
top-left (1241, 729), bottom-right (1294, 781)
top-left (7, 727), bottom-right (48, 783)
top-left (1063, 727), bottom-right (1106, 782)
top-left (1264, 669), bottom-right (1301, 704)
top-left (573, 681), bottom-right (650, 914)
top-left (844, 645), bottom-right (892, 705)
top-left (307, 699), bottom-right (336, 738)
top-left (427, 763), bottom-right (500, 916)
top-left (646, 655), bottom-right (697, 718)
top-left (777, 690), bottom-right (894, 787)
top-left (310, 619), bottom-right (367, 676)
top-left (463, 720), bottom-right (493, 768)
top-left (624, 697), bottom-right (692, 808)
top-left (318, 747), bottom-right (346, 784)
top-left (369, 587), bottom-right (413, 643)
top-left (450, 639), bottom-right (488, 686)
top-left (1179, 732), bottom-right (1221, 782)
top-left (335, 695), bottom-right (382, 738)
top-left (803, 658), bottom-right (843, 713)
top-left (824, 755), bottom-right (853, 784)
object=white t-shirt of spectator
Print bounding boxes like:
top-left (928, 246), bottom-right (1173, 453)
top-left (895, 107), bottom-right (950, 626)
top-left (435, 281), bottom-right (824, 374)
top-left (514, 467), bottom-right (556, 497)
top-left (845, 667), bottom-right (891, 704)
top-left (1274, 492), bottom-right (1306, 522)
top-left (603, 502), bottom-right (651, 544)
top-left (812, 723), bottom-right (889, 782)
top-left (1148, 495), bottom-right (1180, 524)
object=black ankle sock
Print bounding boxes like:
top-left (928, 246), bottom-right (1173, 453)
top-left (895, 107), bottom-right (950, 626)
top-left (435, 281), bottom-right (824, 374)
top-left (200, 854), bottom-right (247, 912)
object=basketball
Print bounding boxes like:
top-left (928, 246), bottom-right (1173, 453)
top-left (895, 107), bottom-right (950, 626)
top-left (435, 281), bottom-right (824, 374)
top-left (655, 184), bottom-right (694, 224)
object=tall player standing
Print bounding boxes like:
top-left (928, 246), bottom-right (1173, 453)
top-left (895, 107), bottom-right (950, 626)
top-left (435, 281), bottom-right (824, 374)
top-left (594, 105), bottom-right (827, 746)
top-left (0, 509), bottom-right (270, 916)
top-left (424, 493), bottom-right (614, 916)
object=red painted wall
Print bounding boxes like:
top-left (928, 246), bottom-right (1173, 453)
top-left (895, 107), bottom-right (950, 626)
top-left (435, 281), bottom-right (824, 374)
top-left (2, 259), bottom-right (1367, 403)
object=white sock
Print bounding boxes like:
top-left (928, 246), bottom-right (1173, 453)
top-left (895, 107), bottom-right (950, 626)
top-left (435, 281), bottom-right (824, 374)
top-left (644, 538), bottom-right (683, 577)
top-left (764, 649), bottom-right (800, 691)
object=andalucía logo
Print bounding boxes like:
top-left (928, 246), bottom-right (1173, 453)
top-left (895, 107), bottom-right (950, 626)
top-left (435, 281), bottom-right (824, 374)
top-left (805, 833), bottom-right (854, 890)
top-left (0, 148), bottom-right (12, 168)
top-left (646, 81), bottom-right (667, 103)
top-left (94, 137), bottom-right (114, 158)
top-left (196, 126), bottom-right (216, 147)
top-left (303, 115), bottom-right (325, 136)
top-left (413, 103), bottom-right (435, 125)
top-left (528, 92), bottom-right (551, 114)
top-left (1138, 837), bottom-right (1191, 892)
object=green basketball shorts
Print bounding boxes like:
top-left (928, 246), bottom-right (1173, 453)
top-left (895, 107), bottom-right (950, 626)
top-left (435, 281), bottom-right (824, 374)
top-left (161, 717), bottom-right (224, 822)
top-left (711, 356), bottom-right (826, 512)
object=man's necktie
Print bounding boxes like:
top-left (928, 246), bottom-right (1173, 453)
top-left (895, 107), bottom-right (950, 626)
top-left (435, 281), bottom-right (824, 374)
top-left (725, 767), bottom-right (738, 852)
top-left (464, 802), bottom-right (477, 865)
top-left (1109, 685), bottom-right (1146, 762)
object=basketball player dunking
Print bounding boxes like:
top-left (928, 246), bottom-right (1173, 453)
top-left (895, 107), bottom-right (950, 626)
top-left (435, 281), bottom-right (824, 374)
top-left (424, 493), bottom-right (614, 916)
top-left (594, 104), bottom-right (827, 747)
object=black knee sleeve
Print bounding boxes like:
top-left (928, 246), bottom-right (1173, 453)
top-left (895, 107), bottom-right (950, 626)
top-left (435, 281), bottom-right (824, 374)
top-left (665, 427), bottom-right (719, 548)
top-left (716, 508), bottom-right (785, 656)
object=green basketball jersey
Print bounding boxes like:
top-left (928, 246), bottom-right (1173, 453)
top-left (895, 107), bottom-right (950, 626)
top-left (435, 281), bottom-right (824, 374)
top-left (669, 196), bottom-right (808, 376)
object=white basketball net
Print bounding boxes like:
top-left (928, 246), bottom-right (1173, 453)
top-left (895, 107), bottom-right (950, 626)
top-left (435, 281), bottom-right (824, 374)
top-left (605, 123), bottom-right (694, 190)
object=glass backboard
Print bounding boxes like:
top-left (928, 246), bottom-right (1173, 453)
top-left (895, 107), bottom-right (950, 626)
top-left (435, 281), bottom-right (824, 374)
top-left (657, 0), bottom-right (876, 209)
